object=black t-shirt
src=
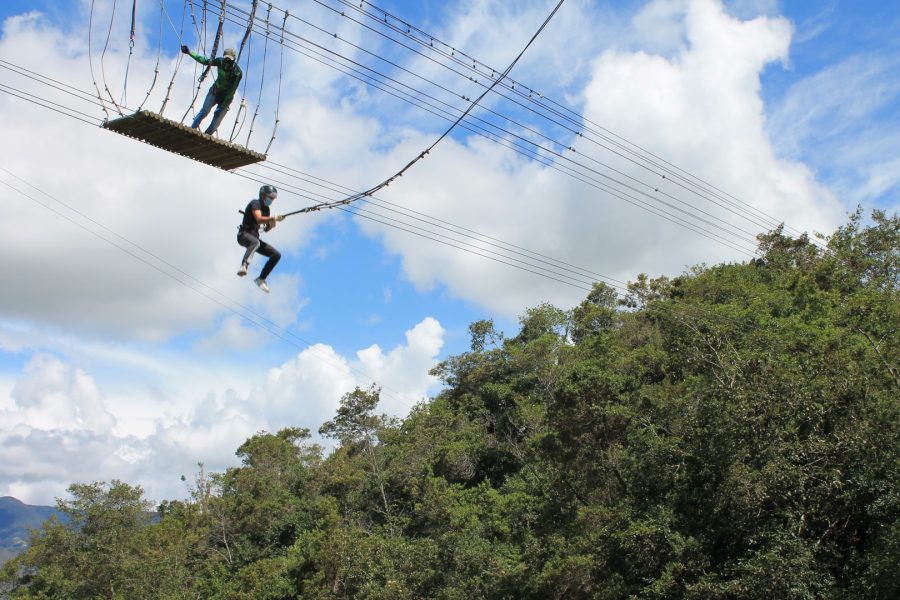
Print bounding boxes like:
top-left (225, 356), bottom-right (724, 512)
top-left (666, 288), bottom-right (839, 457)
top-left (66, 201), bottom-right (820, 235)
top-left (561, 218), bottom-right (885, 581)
top-left (241, 198), bottom-right (270, 235)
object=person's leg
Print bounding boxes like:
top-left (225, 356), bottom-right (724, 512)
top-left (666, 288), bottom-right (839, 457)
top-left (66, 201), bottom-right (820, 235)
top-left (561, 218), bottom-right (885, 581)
top-left (237, 231), bottom-right (260, 268)
top-left (191, 89), bottom-right (216, 129)
top-left (205, 102), bottom-right (230, 135)
top-left (255, 241), bottom-right (282, 280)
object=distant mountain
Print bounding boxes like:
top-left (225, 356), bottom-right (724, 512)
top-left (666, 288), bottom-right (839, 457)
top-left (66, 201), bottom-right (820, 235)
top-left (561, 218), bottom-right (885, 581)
top-left (0, 496), bottom-right (60, 565)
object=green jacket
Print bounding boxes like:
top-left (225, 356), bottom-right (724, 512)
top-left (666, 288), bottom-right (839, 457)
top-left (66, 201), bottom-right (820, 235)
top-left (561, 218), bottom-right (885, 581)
top-left (188, 52), bottom-right (242, 106)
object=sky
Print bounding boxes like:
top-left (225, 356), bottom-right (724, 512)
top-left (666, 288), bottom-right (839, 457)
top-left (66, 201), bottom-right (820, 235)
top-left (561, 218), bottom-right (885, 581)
top-left (0, 0), bottom-right (897, 506)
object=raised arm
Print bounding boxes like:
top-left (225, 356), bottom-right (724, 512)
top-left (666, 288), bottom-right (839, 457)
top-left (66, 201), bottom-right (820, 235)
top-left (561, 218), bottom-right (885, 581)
top-left (180, 45), bottom-right (210, 65)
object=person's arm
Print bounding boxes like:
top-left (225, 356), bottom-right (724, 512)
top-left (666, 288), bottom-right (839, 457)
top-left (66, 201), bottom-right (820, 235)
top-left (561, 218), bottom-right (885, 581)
top-left (251, 208), bottom-right (282, 225)
top-left (180, 45), bottom-right (210, 65)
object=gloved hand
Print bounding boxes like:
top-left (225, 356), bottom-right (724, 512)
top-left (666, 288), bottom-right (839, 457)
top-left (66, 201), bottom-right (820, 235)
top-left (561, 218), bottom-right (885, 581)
top-left (274, 214), bottom-right (285, 222)
top-left (180, 44), bottom-right (190, 54)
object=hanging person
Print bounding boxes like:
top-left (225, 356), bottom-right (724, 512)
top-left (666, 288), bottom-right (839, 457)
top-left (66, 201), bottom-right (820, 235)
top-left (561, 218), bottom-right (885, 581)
top-left (181, 45), bottom-right (242, 135)
top-left (237, 185), bottom-right (285, 293)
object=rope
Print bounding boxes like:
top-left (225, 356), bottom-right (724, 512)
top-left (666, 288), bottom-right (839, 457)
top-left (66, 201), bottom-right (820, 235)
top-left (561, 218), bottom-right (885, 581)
top-left (235, 0), bottom-right (258, 64)
top-left (246, 3), bottom-right (273, 147)
top-left (138, 0), bottom-right (164, 111)
top-left (265, 9), bottom-right (287, 154)
top-left (156, 0), bottom-right (189, 115)
top-left (330, 0), bottom-right (812, 247)
top-left (88, 0), bottom-right (111, 120)
top-left (99, 0), bottom-right (125, 116)
top-left (229, 99), bottom-right (248, 141)
top-left (203, 0), bottom-right (226, 82)
top-left (120, 0), bottom-right (137, 107)
top-left (182, 0), bottom-right (226, 123)
top-left (217, 2), bottom-right (757, 252)
top-left (282, 0), bottom-right (566, 218)
top-left (188, 0), bottom-right (204, 50)
top-left (229, 0), bottom-right (258, 142)
top-left (176, 0), bottom-right (205, 120)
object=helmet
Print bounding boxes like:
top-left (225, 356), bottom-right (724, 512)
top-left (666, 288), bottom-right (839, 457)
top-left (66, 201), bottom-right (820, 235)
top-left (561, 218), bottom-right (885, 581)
top-left (223, 47), bottom-right (236, 60)
top-left (259, 184), bottom-right (277, 199)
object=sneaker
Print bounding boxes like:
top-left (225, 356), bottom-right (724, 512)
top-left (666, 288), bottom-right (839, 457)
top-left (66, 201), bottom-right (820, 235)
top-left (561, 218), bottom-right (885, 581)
top-left (255, 277), bottom-right (270, 293)
top-left (237, 263), bottom-right (248, 277)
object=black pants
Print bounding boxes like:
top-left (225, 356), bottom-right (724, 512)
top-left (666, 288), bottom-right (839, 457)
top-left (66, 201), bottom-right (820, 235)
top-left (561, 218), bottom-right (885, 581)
top-left (237, 230), bottom-right (281, 280)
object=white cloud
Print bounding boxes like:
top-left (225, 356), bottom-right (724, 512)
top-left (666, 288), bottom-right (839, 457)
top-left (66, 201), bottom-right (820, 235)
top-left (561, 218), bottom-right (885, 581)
top-left (0, 317), bottom-right (444, 504)
top-left (2, 354), bottom-right (114, 434)
top-left (349, 0), bottom-right (845, 318)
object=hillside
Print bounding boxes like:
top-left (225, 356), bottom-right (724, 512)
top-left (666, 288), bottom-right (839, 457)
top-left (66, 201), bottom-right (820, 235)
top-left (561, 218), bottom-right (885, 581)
top-left (0, 497), bottom-right (58, 566)
top-left (1, 211), bottom-right (897, 598)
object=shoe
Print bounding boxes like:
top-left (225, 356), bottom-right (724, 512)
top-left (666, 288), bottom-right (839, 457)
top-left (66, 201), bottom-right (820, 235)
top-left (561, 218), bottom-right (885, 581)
top-left (237, 263), bottom-right (248, 277)
top-left (255, 277), bottom-right (270, 293)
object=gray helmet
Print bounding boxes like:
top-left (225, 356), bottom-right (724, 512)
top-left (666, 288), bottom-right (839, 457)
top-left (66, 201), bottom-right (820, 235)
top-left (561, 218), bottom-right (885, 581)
top-left (259, 184), bottom-right (277, 199)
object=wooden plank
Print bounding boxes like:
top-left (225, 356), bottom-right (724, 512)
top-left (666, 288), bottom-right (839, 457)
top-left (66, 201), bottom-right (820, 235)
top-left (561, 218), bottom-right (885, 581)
top-left (102, 111), bottom-right (265, 170)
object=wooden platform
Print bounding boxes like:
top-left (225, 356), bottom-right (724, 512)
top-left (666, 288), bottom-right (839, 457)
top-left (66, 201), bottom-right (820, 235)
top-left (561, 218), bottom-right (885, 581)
top-left (102, 110), bottom-right (265, 170)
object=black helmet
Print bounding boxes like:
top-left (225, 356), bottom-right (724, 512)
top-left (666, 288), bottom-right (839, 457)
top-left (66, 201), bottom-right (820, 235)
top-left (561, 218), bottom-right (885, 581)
top-left (259, 184), bottom-right (277, 199)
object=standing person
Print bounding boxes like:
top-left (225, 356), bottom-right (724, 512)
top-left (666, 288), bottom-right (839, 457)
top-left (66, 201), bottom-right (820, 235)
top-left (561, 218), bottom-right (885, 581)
top-left (237, 185), bottom-right (284, 293)
top-left (181, 45), bottom-right (242, 135)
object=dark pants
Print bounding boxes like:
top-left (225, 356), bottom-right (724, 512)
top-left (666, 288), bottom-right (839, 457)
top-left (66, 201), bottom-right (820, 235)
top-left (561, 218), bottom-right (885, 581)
top-left (238, 230), bottom-right (281, 280)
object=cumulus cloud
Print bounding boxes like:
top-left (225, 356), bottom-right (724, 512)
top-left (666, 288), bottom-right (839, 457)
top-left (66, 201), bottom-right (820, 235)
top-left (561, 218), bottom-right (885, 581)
top-left (0, 318), bottom-right (444, 505)
top-left (351, 0), bottom-right (846, 318)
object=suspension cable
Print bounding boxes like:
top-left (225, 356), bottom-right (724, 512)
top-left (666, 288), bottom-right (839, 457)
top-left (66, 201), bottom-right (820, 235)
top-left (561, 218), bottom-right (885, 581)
top-left (265, 9), bottom-right (288, 154)
top-left (246, 3), bottom-right (273, 147)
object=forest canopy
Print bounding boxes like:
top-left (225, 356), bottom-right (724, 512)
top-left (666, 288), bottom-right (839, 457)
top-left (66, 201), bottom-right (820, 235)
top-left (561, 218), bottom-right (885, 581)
top-left (2, 210), bottom-right (898, 599)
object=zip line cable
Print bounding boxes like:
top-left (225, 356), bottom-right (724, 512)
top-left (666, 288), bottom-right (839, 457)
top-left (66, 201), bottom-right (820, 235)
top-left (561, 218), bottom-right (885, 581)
top-left (0, 69), bottom-right (622, 291)
top-left (267, 0), bottom-right (567, 218)
top-left (2, 95), bottom-right (840, 339)
top-left (0, 60), bottom-right (110, 111)
top-left (121, 0), bottom-right (784, 254)
top-left (90, 0), bottom-right (818, 253)
top-left (210, 4), bottom-right (760, 254)
top-left (258, 160), bottom-right (632, 288)
top-left (1, 3), bottom-right (824, 268)
top-left (236, 168), bottom-right (612, 291)
top-left (334, 0), bottom-right (813, 244)
top-left (0, 166), bottom-right (413, 407)
top-left (0, 55), bottom-right (760, 268)
top-left (229, 169), bottom-right (607, 293)
top-left (229, 2), bottom-right (763, 247)
top-left (0, 83), bottom-right (102, 125)
top-left (0, 76), bottom-right (626, 293)
top-left (0, 95), bottom-right (753, 287)
top-left (313, 0), bottom-right (793, 243)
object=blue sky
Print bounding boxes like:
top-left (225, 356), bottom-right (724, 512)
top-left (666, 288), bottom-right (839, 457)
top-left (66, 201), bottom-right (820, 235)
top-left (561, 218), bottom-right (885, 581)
top-left (1, 0), bottom-right (897, 505)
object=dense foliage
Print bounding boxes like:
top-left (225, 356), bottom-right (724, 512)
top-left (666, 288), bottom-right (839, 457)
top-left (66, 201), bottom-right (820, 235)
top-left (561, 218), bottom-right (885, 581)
top-left (3, 211), bottom-right (898, 599)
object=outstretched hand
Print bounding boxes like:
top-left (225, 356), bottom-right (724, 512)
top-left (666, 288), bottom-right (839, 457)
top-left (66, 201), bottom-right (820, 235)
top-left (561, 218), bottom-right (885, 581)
top-left (180, 44), bottom-right (190, 54)
top-left (274, 214), bottom-right (286, 222)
